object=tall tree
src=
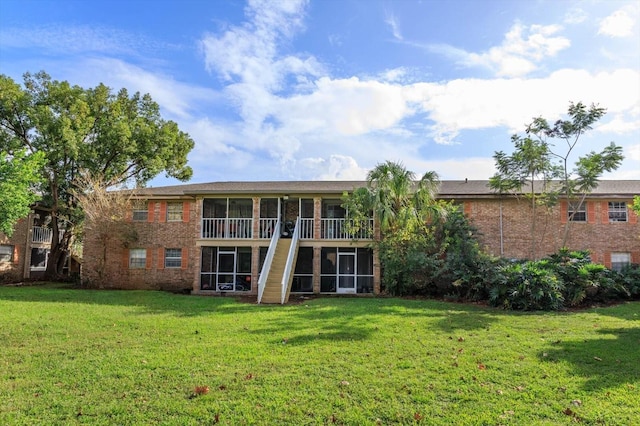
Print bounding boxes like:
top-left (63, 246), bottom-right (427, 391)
top-left (489, 136), bottom-right (561, 259)
top-left (490, 102), bottom-right (624, 257)
top-left (343, 161), bottom-right (442, 295)
top-left (0, 72), bottom-right (194, 278)
top-left (527, 102), bottom-right (623, 246)
top-left (0, 149), bottom-right (44, 236)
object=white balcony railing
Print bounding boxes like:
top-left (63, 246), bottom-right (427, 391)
top-left (321, 218), bottom-right (373, 240)
top-left (200, 217), bottom-right (372, 240)
top-left (201, 218), bottom-right (253, 239)
top-left (32, 226), bottom-right (53, 243)
top-left (298, 218), bottom-right (314, 239)
top-left (258, 218), bottom-right (278, 239)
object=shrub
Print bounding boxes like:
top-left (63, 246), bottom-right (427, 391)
top-left (489, 260), bottom-right (564, 310)
top-left (614, 264), bottom-right (640, 299)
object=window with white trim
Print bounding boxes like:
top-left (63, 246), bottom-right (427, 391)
top-left (0, 245), bottom-right (13, 263)
top-left (129, 249), bottom-right (146, 269)
top-left (608, 202), bottom-right (627, 222)
top-left (30, 248), bottom-right (49, 270)
top-left (611, 253), bottom-right (631, 272)
top-left (165, 248), bottom-right (182, 268)
top-left (166, 202), bottom-right (183, 222)
top-left (568, 201), bottom-right (586, 222)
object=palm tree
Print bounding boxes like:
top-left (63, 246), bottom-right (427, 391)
top-left (349, 161), bottom-right (441, 235)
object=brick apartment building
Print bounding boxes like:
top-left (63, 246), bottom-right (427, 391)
top-left (2, 180), bottom-right (638, 302)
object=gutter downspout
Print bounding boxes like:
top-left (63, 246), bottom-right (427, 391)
top-left (499, 201), bottom-right (504, 256)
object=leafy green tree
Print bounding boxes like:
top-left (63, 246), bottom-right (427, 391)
top-left (527, 102), bottom-right (623, 245)
top-left (344, 160), bottom-right (441, 235)
top-left (0, 72), bottom-right (194, 277)
top-left (633, 196), bottom-right (640, 216)
top-left (343, 161), bottom-right (442, 294)
top-left (489, 135), bottom-right (561, 259)
top-left (490, 102), bottom-right (624, 257)
top-left (0, 149), bottom-right (44, 236)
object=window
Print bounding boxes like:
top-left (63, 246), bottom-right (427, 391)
top-left (165, 248), bottom-right (182, 268)
top-left (30, 248), bottom-right (49, 270)
top-left (291, 247), bottom-right (314, 292)
top-left (608, 202), bottom-right (627, 222)
top-left (200, 246), bottom-right (252, 291)
top-left (129, 249), bottom-right (146, 269)
top-left (167, 202), bottom-right (183, 222)
top-left (322, 200), bottom-right (346, 218)
top-left (260, 198), bottom-right (278, 218)
top-left (132, 203), bottom-right (148, 221)
top-left (568, 201), bottom-right (586, 222)
top-left (611, 253), bottom-right (631, 272)
top-left (0, 245), bottom-right (13, 263)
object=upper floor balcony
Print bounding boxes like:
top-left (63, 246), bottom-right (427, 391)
top-left (200, 197), bottom-right (373, 241)
top-left (200, 217), bottom-right (373, 240)
top-left (32, 226), bottom-right (53, 244)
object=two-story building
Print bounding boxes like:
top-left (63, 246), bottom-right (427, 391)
top-left (81, 181), bottom-right (379, 303)
top-left (0, 207), bottom-right (78, 282)
top-left (4, 180), bottom-right (639, 301)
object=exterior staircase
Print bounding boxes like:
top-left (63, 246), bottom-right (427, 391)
top-left (260, 238), bottom-right (294, 304)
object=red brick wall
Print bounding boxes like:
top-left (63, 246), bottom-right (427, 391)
top-left (82, 200), bottom-right (197, 290)
top-left (464, 198), bottom-right (640, 262)
top-left (0, 216), bottom-right (30, 282)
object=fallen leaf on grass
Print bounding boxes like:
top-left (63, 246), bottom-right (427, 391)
top-left (194, 385), bottom-right (209, 395)
top-left (218, 384), bottom-right (227, 391)
top-left (414, 412), bottom-right (423, 420)
top-left (458, 337), bottom-right (465, 342)
top-left (245, 373), bottom-right (254, 380)
top-left (571, 400), bottom-right (582, 406)
top-left (563, 408), bottom-right (574, 416)
top-left (340, 380), bottom-right (350, 386)
top-left (593, 356), bottom-right (602, 361)
top-left (478, 363), bottom-right (486, 370)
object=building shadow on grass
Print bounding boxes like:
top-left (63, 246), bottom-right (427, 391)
top-left (540, 327), bottom-right (640, 390)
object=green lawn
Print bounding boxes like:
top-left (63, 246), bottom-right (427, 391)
top-left (1, 284), bottom-right (638, 425)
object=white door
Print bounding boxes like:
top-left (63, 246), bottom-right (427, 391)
top-left (217, 249), bottom-right (236, 291)
top-left (336, 252), bottom-right (356, 294)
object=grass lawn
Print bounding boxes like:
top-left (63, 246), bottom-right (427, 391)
top-left (0, 284), bottom-right (638, 425)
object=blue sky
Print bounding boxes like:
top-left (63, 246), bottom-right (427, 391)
top-left (1, 0), bottom-right (639, 186)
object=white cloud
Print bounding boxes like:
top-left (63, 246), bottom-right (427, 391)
top-left (411, 68), bottom-right (640, 143)
top-left (564, 7), bottom-right (588, 25)
top-left (0, 24), bottom-right (157, 55)
top-left (201, 0), bottom-right (320, 92)
top-left (299, 155), bottom-right (368, 180)
top-left (599, 9), bottom-right (636, 37)
top-left (596, 114), bottom-right (640, 134)
top-left (73, 58), bottom-right (219, 120)
top-left (626, 144), bottom-right (640, 161)
top-left (436, 22), bottom-right (571, 77)
top-left (191, 1), bottom-right (639, 181)
top-left (385, 12), bottom-right (403, 40)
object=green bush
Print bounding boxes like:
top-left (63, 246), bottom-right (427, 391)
top-left (614, 264), bottom-right (640, 299)
top-left (489, 260), bottom-right (564, 310)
